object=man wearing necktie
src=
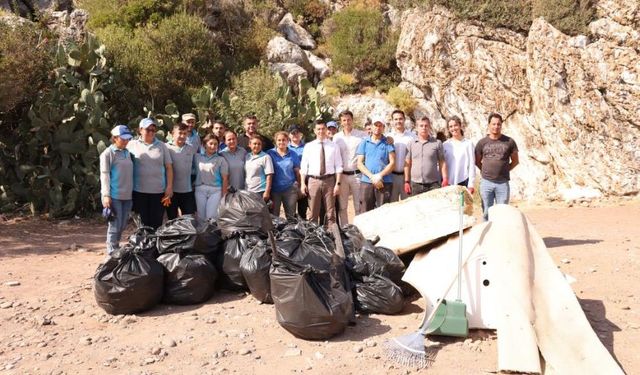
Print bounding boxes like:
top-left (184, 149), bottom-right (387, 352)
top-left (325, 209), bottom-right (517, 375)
top-left (300, 120), bottom-right (344, 225)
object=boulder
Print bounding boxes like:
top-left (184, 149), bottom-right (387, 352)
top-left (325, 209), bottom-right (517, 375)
top-left (268, 62), bottom-right (308, 87)
top-left (395, 7), bottom-right (640, 201)
top-left (266, 36), bottom-right (314, 76)
top-left (278, 12), bottom-right (316, 50)
top-left (305, 51), bottom-right (331, 80)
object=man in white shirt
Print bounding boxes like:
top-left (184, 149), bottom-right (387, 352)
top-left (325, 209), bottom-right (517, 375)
top-left (300, 120), bottom-right (343, 225)
top-left (386, 110), bottom-right (416, 202)
top-left (333, 110), bottom-right (367, 222)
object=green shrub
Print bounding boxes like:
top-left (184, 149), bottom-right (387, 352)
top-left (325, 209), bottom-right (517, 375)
top-left (389, 0), bottom-right (594, 35)
top-left (326, 5), bottom-right (400, 89)
top-left (323, 72), bottom-right (359, 97)
top-left (386, 87), bottom-right (418, 115)
top-left (202, 65), bottom-right (332, 139)
top-left (96, 13), bottom-right (221, 109)
top-left (0, 22), bottom-right (54, 114)
top-left (79, 0), bottom-right (180, 29)
top-left (1, 35), bottom-right (134, 216)
top-left (532, 0), bottom-right (595, 35)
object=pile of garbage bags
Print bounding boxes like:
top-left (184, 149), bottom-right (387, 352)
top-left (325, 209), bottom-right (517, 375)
top-left (94, 189), bottom-right (406, 340)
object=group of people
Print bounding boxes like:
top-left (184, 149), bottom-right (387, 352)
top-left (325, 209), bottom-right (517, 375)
top-left (100, 110), bottom-right (519, 254)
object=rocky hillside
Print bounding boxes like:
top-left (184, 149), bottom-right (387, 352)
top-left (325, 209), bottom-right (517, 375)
top-left (336, 1), bottom-right (639, 201)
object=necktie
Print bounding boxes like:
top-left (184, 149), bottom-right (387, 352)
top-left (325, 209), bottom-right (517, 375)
top-left (319, 141), bottom-right (326, 176)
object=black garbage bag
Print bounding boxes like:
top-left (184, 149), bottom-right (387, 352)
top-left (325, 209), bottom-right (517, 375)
top-left (217, 188), bottom-right (273, 238)
top-left (270, 253), bottom-right (353, 340)
top-left (340, 224), bottom-right (366, 257)
top-left (157, 253), bottom-right (217, 305)
top-left (216, 233), bottom-right (264, 291)
top-left (127, 225), bottom-right (158, 259)
top-left (155, 216), bottom-right (223, 255)
top-left (94, 246), bottom-right (164, 315)
top-left (354, 274), bottom-right (405, 315)
top-left (271, 214), bottom-right (288, 232)
top-left (239, 238), bottom-right (272, 303)
top-left (348, 242), bottom-right (405, 284)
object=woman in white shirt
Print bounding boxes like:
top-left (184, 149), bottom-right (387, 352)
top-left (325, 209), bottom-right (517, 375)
top-left (443, 116), bottom-right (476, 194)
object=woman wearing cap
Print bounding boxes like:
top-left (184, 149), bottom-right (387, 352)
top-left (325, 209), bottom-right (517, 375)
top-left (100, 125), bottom-right (134, 254)
top-left (194, 134), bottom-right (229, 220)
top-left (443, 115), bottom-right (476, 195)
top-left (244, 135), bottom-right (274, 202)
top-left (127, 118), bottom-right (173, 229)
top-left (267, 131), bottom-right (300, 222)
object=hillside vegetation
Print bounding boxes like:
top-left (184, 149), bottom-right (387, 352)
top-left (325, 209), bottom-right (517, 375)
top-left (0, 0), bottom-right (597, 215)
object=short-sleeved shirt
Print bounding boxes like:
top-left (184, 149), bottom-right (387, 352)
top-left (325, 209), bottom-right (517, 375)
top-left (356, 136), bottom-right (395, 184)
top-left (167, 142), bottom-right (197, 193)
top-left (288, 142), bottom-right (305, 159)
top-left (386, 129), bottom-right (416, 172)
top-left (194, 153), bottom-right (229, 188)
top-left (245, 151), bottom-right (274, 193)
top-left (220, 147), bottom-right (248, 190)
top-left (334, 129), bottom-right (367, 172)
top-left (100, 145), bottom-right (133, 200)
top-left (406, 136), bottom-right (445, 184)
top-left (127, 138), bottom-right (172, 194)
top-left (186, 129), bottom-right (201, 151)
top-left (475, 135), bottom-right (518, 183)
top-left (267, 148), bottom-right (300, 193)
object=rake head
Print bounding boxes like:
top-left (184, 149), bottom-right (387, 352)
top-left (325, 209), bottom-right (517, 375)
top-left (382, 332), bottom-right (439, 369)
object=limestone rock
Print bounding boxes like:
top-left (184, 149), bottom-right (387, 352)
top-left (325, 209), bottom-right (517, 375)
top-left (305, 51), bottom-right (331, 80)
top-left (268, 62), bottom-right (308, 87)
top-left (395, 7), bottom-right (640, 201)
top-left (266, 36), bottom-right (314, 76)
top-left (278, 13), bottom-right (316, 50)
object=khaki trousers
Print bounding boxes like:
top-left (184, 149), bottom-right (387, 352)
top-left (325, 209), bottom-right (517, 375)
top-left (337, 173), bottom-right (361, 223)
top-left (308, 175), bottom-right (336, 225)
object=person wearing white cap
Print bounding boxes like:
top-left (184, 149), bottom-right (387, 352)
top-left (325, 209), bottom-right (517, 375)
top-left (386, 109), bottom-right (416, 202)
top-left (181, 113), bottom-right (201, 151)
top-left (127, 118), bottom-right (174, 229)
top-left (100, 125), bottom-right (134, 254)
top-left (356, 116), bottom-right (395, 212)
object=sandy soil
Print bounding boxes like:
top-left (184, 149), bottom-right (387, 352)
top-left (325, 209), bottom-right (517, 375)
top-left (0, 199), bottom-right (638, 375)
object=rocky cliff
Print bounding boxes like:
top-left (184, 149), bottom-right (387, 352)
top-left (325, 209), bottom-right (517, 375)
top-left (391, 2), bottom-right (639, 201)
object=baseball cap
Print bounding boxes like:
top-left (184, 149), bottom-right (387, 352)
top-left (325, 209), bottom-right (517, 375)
top-left (139, 118), bottom-right (157, 129)
top-left (371, 116), bottom-right (386, 126)
top-left (182, 113), bottom-right (196, 121)
top-left (327, 121), bottom-right (338, 129)
top-left (288, 124), bottom-right (302, 133)
top-left (110, 125), bottom-right (133, 140)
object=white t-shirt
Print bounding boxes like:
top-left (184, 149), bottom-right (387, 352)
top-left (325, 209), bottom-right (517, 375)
top-left (443, 138), bottom-right (476, 187)
top-left (386, 129), bottom-right (416, 172)
top-left (333, 129), bottom-right (367, 172)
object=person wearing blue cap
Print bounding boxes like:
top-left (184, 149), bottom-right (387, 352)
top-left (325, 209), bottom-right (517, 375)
top-left (326, 120), bottom-right (338, 140)
top-left (127, 118), bottom-right (174, 229)
top-left (100, 125), bottom-right (134, 254)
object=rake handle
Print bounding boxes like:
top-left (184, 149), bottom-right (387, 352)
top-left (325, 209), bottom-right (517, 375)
top-left (418, 221), bottom-right (477, 335)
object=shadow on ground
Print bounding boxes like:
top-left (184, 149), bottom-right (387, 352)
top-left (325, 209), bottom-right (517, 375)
top-left (544, 236), bottom-right (602, 248)
top-left (579, 298), bottom-right (625, 371)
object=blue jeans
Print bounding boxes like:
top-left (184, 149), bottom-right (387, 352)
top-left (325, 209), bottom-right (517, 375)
top-left (480, 178), bottom-right (510, 221)
top-left (106, 199), bottom-right (133, 254)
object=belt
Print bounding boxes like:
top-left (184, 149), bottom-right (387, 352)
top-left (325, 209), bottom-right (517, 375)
top-left (392, 171), bottom-right (404, 175)
top-left (309, 174), bottom-right (335, 180)
top-left (412, 181), bottom-right (439, 186)
top-left (342, 170), bottom-right (357, 175)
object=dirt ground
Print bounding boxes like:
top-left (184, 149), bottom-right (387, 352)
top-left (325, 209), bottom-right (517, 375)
top-left (0, 198), bottom-right (639, 375)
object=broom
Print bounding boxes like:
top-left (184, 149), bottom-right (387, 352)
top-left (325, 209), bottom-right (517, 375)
top-left (383, 192), bottom-right (476, 368)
